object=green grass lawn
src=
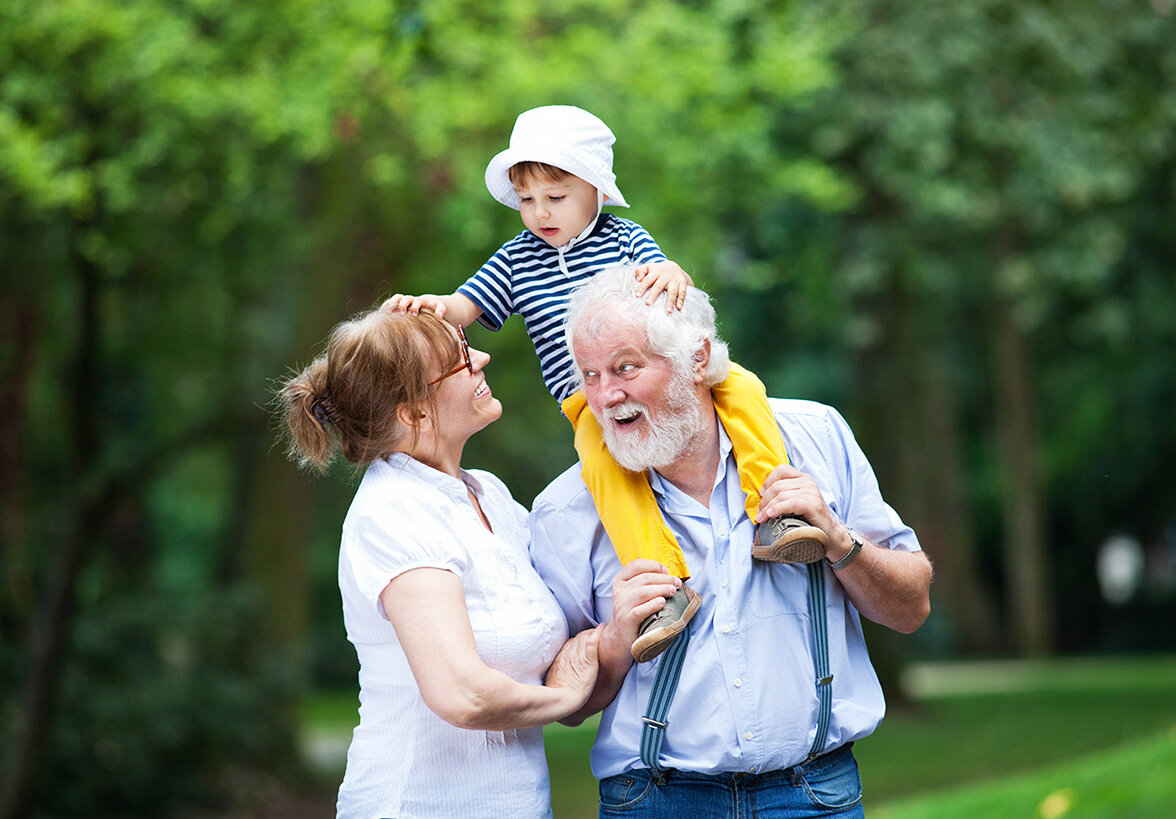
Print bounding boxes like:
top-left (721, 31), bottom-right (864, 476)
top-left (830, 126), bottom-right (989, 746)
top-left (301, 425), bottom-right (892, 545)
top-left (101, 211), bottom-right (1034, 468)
top-left (869, 729), bottom-right (1176, 819)
top-left (303, 655), bottom-right (1176, 818)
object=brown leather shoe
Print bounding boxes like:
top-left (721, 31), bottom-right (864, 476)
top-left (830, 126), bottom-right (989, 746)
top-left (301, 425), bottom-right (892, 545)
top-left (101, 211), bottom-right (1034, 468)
top-left (630, 585), bottom-right (702, 663)
top-left (752, 515), bottom-right (829, 563)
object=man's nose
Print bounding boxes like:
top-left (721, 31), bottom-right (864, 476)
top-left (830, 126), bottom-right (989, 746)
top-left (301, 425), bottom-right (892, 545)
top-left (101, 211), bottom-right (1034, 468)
top-left (594, 372), bottom-right (626, 406)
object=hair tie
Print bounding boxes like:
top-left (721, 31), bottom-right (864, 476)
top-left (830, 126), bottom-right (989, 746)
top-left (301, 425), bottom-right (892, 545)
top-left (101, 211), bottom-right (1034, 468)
top-left (312, 394), bottom-right (342, 427)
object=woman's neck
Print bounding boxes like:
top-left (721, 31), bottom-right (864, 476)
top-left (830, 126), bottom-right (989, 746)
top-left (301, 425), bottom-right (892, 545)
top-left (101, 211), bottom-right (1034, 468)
top-left (397, 436), bottom-right (464, 480)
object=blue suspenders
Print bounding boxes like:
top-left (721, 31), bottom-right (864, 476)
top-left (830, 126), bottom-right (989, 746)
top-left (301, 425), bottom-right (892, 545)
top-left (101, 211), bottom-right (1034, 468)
top-left (638, 561), bottom-right (832, 773)
top-left (638, 626), bottom-right (691, 771)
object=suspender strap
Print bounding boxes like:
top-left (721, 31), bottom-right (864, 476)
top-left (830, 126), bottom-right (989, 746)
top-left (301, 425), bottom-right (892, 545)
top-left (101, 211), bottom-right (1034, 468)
top-left (807, 561), bottom-right (833, 760)
top-left (637, 566), bottom-right (833, 772)
top-left (638, 626), bottom-right (690, 773)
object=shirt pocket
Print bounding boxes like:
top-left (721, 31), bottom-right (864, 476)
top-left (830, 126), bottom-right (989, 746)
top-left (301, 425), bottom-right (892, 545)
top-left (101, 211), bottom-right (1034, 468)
top-left (748, 563), bottom-right (811, 618)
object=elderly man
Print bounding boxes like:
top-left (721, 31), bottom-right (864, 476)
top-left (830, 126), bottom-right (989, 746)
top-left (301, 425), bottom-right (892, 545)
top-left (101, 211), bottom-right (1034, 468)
top-left (529, 266), bottom-right (932, 817)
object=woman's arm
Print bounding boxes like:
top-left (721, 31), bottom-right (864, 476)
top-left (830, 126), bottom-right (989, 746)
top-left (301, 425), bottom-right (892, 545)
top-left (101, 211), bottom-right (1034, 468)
top-left (381, 567), bottom-right (598, 730)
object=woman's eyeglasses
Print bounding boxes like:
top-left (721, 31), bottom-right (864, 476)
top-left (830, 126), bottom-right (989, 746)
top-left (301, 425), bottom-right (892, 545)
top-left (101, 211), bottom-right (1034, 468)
top-left (429, 325), bottom-right (473, 385)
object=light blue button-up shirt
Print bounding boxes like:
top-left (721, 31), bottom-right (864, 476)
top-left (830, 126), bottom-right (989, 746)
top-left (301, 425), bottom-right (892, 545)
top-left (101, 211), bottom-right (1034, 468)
top-left (529, 398), bottom-right (922, 779)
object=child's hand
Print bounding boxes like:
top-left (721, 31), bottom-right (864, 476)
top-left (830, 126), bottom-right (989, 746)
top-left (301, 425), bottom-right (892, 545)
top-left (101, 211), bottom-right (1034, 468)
top-left (634, 261), bottom-right (693, 312)
top-left (382, 293), bottom-right (448, 318)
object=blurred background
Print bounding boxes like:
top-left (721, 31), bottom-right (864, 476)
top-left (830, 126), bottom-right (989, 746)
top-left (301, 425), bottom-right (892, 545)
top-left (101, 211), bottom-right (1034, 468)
top-left (3, 1), bottom-right (1175, 817)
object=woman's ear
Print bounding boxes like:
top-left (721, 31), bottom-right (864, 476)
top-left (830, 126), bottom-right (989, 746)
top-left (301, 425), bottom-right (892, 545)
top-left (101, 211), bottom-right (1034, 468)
top-left (396, 403), bottom-right (429, 430)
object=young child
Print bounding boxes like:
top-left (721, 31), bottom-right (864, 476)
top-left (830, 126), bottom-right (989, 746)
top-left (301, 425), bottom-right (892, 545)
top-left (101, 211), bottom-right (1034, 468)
top-left (388, 105), bottom-right (827, 662)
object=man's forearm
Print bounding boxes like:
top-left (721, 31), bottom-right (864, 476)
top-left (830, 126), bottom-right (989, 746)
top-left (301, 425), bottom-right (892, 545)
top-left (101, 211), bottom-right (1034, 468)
top-left (829, 525), bottom-right (933, 634)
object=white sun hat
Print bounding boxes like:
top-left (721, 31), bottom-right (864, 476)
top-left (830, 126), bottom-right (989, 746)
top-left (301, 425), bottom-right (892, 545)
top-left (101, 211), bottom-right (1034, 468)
top-left (485, 105), bottom-right (630, 210)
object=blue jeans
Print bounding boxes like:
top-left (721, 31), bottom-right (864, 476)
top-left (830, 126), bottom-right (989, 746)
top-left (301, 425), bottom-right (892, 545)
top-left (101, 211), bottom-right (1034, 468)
top-left (597, 744), bottom-right (865, 818)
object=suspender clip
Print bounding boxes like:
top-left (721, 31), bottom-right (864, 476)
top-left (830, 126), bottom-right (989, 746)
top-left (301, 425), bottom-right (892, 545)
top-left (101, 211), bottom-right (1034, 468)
top-left (641, 716), bottom-right (668, 730)
top-left (817, 674), bottom-right (834, 686)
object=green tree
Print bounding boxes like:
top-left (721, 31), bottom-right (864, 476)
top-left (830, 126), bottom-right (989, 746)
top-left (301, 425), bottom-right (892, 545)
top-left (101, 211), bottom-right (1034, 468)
top-left (754, 0), bottom-right (1176, 654)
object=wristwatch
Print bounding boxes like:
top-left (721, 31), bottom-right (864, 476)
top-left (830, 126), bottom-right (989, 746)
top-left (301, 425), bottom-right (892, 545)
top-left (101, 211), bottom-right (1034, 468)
top-left (827, 527), bottom-right (864, 571)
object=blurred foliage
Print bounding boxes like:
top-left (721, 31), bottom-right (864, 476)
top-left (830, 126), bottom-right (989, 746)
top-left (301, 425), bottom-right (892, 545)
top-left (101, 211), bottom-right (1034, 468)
top-left (40, 588), bottom-right (298, 817)
top-left (2, 0), bottom-right (1176, 815)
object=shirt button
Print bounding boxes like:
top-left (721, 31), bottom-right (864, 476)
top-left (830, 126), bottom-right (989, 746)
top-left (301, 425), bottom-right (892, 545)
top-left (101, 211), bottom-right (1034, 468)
top-left (745, 733), bottom-right (754, 741)
top-left (733, 677), bottom-right (743, 687)
top-left (721, 580), bottom-right (729, 589)
top-left (717, 527), bottom-right (728, 537)
top-left (721, 624), bottom-right (731, 634)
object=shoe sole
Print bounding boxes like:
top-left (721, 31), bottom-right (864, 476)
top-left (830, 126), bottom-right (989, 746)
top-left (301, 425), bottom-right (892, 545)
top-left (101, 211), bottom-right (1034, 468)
top-left (752, 525), bottom-right (829, 564)
top-left (630, 587), bottom-right (702, 663)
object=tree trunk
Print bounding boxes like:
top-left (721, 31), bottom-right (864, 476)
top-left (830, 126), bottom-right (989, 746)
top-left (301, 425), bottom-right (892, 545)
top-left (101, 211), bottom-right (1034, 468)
top-left (990, 295), bottom-right (1054, 655)
top-left (0, 224), bottom-right (102, 819)
top-left (858, 261), bottom-right (1002, 655)
top-left (0, 283), bottom-right (38, 631)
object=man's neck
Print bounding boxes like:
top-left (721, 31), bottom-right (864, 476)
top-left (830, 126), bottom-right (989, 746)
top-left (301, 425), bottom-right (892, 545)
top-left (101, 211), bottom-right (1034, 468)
top-left (653, 397), bottom-right (720, 508)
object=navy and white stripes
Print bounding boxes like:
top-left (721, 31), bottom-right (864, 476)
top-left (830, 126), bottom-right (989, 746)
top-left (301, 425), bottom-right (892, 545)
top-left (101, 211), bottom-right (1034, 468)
top-left (458, 213), bottom-right (666, 402)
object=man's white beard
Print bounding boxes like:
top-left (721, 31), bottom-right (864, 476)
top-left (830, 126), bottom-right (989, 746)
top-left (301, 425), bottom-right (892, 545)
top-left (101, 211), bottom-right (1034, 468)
top-left (599, 371), bottom-right (705, 473)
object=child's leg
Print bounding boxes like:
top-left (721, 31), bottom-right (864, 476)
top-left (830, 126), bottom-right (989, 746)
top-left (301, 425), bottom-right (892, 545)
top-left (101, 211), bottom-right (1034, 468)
top-left (713, 363), bottom-right (828, 563)
top-left (561, 391), bottom-right (691, 579)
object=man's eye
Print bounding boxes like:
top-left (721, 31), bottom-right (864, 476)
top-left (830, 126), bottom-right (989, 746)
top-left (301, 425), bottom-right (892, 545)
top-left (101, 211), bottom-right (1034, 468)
top-left (582, 369), bottom-right (599, 380)
top-left (618, 364), bottom-right (637, 374)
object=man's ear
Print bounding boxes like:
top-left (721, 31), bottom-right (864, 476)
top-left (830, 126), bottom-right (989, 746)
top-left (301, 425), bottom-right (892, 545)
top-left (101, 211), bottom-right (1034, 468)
top-left (692, 339), bottom-right (711, 383)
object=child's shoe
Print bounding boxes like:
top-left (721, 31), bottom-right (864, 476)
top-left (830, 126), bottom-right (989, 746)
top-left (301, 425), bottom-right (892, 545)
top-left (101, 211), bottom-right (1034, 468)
top-left (752, 515), bottom-right (828, 563)
top-left (630, 585), bottom-right (701, 663)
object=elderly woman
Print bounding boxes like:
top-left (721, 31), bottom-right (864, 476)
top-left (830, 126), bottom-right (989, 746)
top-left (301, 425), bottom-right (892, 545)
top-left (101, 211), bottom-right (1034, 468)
top-left (279, 308), bottom-right (599, 819)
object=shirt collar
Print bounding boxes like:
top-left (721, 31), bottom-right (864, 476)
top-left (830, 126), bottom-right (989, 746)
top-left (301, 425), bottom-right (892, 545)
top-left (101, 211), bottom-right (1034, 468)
top-left (382, 452), bottom-right (484, 502)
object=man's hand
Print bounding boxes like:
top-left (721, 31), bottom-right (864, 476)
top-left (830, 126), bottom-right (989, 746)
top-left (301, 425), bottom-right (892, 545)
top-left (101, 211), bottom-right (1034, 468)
top-left (634, 261), bottom-right (693, 312)
top-left (756, 464), bottom-right (856, 566)
top-left (756, 464), bottom-right (839, 534)
top-left (600, 559), bottom-right (682, 665)
top-left (757, 464), bottom-right (933, 634)
top-left (559, 559), bottom-right (680, 727)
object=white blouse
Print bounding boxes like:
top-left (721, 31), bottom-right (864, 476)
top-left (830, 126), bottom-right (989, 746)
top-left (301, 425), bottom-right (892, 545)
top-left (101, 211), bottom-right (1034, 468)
top-left (335, 454), bottom-right (567, 819)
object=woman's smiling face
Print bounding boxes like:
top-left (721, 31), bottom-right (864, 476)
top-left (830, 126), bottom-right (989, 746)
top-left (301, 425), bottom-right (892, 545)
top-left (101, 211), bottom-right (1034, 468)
top-left (430, 324), bottom-right (501, 444)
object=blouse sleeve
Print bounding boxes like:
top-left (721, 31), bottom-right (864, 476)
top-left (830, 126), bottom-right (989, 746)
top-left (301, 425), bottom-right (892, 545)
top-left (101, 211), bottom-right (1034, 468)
top-left (342, 505), bottom-right (470, 617)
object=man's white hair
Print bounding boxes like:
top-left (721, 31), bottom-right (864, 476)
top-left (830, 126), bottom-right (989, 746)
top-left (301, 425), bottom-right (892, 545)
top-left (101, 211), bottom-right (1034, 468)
top-left (564, 266), bottom-right (731, 389)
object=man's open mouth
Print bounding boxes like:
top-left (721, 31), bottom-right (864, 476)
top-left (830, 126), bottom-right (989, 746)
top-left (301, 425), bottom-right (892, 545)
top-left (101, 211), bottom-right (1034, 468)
top-left (611, 408), bottom-right (642, 426)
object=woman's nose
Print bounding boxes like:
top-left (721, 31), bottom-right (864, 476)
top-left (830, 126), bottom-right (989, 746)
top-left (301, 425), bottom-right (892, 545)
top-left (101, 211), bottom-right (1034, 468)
top-left (470, 348), bottom-right (491, 371)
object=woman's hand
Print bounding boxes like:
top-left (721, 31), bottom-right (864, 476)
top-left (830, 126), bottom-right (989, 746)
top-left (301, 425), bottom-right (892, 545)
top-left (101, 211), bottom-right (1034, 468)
top-left (544, 627), bottom-right (600, 711)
